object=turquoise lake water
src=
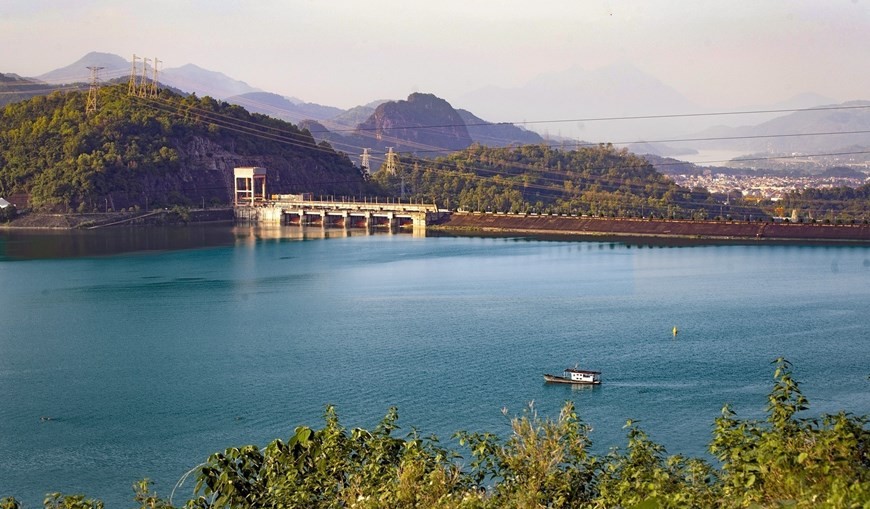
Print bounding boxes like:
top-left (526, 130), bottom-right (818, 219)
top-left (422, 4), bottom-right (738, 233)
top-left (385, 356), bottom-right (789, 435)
top-left (1, 226), bottom-right (869, 506)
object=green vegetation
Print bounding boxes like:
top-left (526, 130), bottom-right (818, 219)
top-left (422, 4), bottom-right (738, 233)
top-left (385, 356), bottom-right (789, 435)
top-left (370, 144), bottom-right (762, 220)
top-left (369, 145), bottom-right (870, 222)
top-left (0, 85), bottom-right (360, 212)
top-left (3, 359), bottom-right (867, 508)
top-left (779, 184), bottom-right (870, 224)
top-left (4, 85), bottom-right (865, 223)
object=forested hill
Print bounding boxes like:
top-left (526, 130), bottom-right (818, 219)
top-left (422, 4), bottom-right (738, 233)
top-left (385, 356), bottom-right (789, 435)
top-left (0, 85), bottom-right (365, 212)
top-left (372, 143), bottom-right (737, 219)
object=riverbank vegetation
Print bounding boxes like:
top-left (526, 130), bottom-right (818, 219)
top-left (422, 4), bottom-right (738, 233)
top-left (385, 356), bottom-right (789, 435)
top-left (3, 359), bottom-right (867, 508)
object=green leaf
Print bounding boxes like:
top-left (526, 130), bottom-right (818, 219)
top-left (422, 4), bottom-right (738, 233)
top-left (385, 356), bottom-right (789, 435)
top-left (745, 473), bottom-right (756, 488)
top-left (296, 427), bottom-right (312, 444)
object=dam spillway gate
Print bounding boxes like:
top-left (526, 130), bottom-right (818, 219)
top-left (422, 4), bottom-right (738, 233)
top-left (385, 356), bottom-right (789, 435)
top-left (234, 195), bottom-right (443, 230)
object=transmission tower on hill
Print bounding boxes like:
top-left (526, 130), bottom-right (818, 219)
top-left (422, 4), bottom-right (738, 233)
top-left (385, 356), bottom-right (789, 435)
top-left (360, 148), bottom-right (372, 180)
top-left (85, 66), bottom-right (104, 115)
top-left (128, 54), bottom-right (139, 96)
top-left (128, 54), bottom-right (161, 98)
top-left (149, 58), bottom-right (161, 98)
top-left (384, 147), bottom-right (400, 175)
top-left (139, 57), bottom-right (151, 97)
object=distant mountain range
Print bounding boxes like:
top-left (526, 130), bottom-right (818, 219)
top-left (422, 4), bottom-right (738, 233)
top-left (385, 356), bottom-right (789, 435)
top-left (222, 91), bottom-right (344, 124)
top-left (33, 52), bottom-right (263, 100)
top-left (458, 62), bottom-right (701, 142)
top-left (4, 51), bottom-right (868, 163)
top-left (669, 100), bottom-right (870, 155)
top-left (456, 64), bottom-right (849, 143)
top-left (35, 52), bottom-right (129, 84)
top-left (299, 93), bottom-right (544, 160)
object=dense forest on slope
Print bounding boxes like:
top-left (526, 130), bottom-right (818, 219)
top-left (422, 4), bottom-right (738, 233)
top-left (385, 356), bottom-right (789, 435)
top-left (370, 143), bottom-right (762, 220)
top-left (0, 85), bottom-right (365, 211)
top-left (2, 360), bottom-right (867, 508)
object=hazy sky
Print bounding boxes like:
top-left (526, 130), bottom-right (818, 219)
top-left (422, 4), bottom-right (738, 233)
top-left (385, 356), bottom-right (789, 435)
top-left (2, 0), bottom-right (868, 111)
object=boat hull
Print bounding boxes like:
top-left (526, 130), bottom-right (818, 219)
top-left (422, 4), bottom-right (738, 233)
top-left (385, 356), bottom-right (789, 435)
top-left (543, 374), bottom-right (601, 385)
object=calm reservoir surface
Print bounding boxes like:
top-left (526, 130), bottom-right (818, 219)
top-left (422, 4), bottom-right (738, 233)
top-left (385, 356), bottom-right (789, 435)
top-left (1, 226), bottom-right (869, 506)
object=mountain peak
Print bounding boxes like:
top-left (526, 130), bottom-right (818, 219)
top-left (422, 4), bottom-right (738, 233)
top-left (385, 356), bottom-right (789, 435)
top-left (37, 52), bottom-right (128, 84)
top-left (160, 64), bottom-right (260, 99)
top-left (355, 93), bottom-right (472, 152)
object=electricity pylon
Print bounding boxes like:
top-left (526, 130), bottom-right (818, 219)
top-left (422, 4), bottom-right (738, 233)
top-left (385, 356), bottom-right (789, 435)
top-left (149, 58), bottom-right (161, 98)
top-left (384, 147), bottom-right (400, 175)
top-left (128, 54), bottom-right (139, 96)
top-left (360, 148), bottom-right (371, 180)
top-left (139, 57), bottom-right (151, 97)
top-left (85, 66), bottom-right (104, 115)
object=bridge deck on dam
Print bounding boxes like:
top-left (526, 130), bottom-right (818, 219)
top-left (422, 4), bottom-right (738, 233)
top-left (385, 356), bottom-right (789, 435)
top-left (234, 197), bottom-right (442, 228)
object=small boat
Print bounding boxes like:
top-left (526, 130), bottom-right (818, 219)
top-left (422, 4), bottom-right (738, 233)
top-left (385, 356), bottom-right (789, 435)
top-left (544, 367), bottom-right (601, 385)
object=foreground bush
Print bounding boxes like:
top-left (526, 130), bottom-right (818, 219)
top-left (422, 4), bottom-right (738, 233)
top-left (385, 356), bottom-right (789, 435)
top-left (2, 359), bottom-right (868, 508)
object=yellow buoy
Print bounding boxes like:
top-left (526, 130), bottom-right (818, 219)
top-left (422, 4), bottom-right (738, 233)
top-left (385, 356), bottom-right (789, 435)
top-left (672, 326), bottom-right (678, 337)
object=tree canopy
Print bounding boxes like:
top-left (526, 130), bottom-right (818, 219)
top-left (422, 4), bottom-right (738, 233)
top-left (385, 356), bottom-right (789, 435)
top-left (0, 85), bottom-right (361, 211)
top-left (370, 144), bottom-right (762, 220)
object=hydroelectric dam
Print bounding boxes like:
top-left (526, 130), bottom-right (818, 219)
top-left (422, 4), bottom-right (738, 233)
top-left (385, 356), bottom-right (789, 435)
top-left (235, 194), bottom-right (442, 229)
top-left (231, 167), bottom-right (443, 230)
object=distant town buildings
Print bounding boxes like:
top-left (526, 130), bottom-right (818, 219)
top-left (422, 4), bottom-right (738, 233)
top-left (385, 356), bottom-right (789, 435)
top-left (670, 172), bottom-right (870, 201)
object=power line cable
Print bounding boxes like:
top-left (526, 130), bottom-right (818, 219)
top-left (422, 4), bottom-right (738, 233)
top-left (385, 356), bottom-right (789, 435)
top-left (11, 81), bottom-right (869, 161)
top-left (319, 103), bottom-right (870, 133)
top-left (39, 85), bottom-right (867, 212)
top-left (134, 88), bottom-right (869, 210)
top-left (122, 88), bottom-right (870, 177)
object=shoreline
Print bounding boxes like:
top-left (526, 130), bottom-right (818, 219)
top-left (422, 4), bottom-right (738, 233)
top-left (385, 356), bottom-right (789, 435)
top-left (4, 210), bottom-right (870, 245)
top-left (1, 208), bottom-right (234, 230)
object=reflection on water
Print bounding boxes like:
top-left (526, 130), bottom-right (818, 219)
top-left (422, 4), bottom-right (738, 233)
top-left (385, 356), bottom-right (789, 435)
top-left (0, 226), bottom-right (235, 260)
top-left (233, 225), bottom-right (423, 245)
top-left (0, 225), bottom-right (420, 260)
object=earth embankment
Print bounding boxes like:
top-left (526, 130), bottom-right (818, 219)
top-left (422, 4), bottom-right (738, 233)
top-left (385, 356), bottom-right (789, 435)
top-left (435, 212), bottom-right (870, 243)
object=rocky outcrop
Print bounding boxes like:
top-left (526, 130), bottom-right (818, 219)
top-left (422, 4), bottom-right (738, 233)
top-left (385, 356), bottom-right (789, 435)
top-left (302, 94), bottom-right (545, 153)
top-left (355, 93), bottom-right (473, 153)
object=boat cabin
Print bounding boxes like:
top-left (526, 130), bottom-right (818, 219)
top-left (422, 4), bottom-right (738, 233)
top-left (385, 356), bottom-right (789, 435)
top-left (564, 368), bottom-right (600, 384)
top-left (544, 366), bottom-right (602, 385)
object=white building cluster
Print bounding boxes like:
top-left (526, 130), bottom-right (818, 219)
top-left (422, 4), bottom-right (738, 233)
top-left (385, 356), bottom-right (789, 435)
top-left (671, 172), bottom-right (870, 201)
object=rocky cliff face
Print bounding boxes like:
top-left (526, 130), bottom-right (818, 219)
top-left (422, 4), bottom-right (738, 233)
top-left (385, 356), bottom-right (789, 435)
top-left (0, 85), bottom-right (367, 212)
top-left (99, 136), bottom-right (364, 210)
top-left (306, 93), bottom-right (542, 154)
top-left (355, 93), bottom-right (473, 153)
top-left (170, 136), bottom-right (363, 205)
